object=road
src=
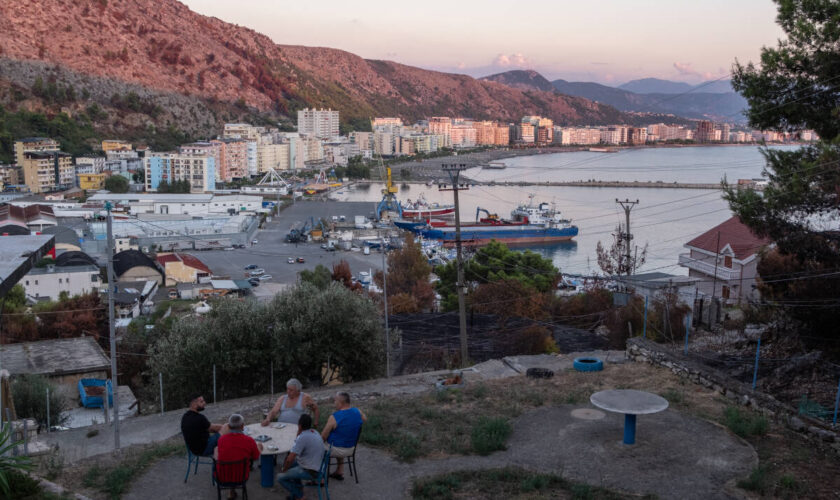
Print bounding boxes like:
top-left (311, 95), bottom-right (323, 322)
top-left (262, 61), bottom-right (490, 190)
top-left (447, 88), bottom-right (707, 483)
top-left (184, 200), bottom-right (387, 289)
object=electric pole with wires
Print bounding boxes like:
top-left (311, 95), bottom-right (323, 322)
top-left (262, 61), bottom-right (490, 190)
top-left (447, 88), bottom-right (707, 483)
top-left (616, 199), bottom-right (639, 276)
top-left (105, 202), bottom-right (121, 450)
top-left (440, 164), bottom-right (469, 366)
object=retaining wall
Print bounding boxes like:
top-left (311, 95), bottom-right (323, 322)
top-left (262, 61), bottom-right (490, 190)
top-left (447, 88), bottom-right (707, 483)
top-left (626, 337), bottom-right (840, 454)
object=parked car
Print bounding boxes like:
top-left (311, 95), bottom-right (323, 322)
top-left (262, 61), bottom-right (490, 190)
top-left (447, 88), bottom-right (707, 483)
top-left (296, 257), bottom-right (305, 263)
top-left (248, 278), bottom-right (261, 287)
top-left (252, 239), bottom-right (259, 245)
top-left (249, 269), bottom-right (265, 277)
top-left (223, 247), bottom-right (235, 251)
top-left (259, 274), bottom-right (273, 281)
top-left (244, 264), bottom-right (259, 270)
top-left (287, 258), bottom-right (295, 264)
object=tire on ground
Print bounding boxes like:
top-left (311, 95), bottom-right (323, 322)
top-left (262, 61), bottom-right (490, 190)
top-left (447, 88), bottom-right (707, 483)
top-left (573, 357), bottom-right (604, 372)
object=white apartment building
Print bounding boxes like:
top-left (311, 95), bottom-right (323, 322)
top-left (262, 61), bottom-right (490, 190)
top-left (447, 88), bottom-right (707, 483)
top-left (144, 152), bottom-right (216, 193)
top-left (257, 143), bottom-right (290, 172)
top-left (22, 264), bottom-right (102, 301)
top-left (223, 123), bottom-right (266, 141)
top-left (297, 108), bottom-right (339, 139)
top-left (601, 127), bottom-right (621, 145)
top-left (75, 156), bottom-right (106, 175)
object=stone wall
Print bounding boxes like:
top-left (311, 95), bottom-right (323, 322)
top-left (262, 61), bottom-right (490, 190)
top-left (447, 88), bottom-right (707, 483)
top-left (626, 337), bottom-right (840, 454)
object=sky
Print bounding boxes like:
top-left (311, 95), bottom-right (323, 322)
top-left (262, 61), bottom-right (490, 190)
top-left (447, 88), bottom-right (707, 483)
top-left (181, 0), bottom-right (785, 86)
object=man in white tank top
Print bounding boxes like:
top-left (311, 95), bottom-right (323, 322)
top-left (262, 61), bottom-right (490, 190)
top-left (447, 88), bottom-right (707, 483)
top-left (261, 378), bottom-right (320, 428)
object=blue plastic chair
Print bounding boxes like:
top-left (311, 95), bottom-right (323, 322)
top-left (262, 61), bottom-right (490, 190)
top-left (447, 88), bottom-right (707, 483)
top-left (303, 447), bottom-right (332, 500)
top-left (184, 447), bottom-right (215, 483)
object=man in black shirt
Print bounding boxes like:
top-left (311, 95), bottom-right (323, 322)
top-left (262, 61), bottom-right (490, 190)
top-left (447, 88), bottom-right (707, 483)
top-left (181, 393), bottom-right (229, 456)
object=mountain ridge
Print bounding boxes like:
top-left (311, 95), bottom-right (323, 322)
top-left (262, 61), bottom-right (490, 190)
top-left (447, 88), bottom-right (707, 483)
top-left (0, 0), bottom-right (660, 129)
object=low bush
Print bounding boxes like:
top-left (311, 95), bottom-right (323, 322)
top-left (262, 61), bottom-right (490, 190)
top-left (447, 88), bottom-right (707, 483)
top-left (738, 465), bottom-right (771, 494)
top-left (724, 406), bottom-right (768, 438)
top-left (470, 417), bottom-right (511, 455)
top-left (11, 374), bottom-right (69, 430)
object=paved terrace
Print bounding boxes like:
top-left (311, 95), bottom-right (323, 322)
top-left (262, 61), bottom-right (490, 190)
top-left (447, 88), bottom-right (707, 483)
top-left (47, 351), bottom-right (757, 499)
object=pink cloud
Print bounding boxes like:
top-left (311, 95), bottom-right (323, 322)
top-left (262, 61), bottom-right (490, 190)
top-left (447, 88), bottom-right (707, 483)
top-left (672, 61), bottom-right (725, 80)
top-left (493, 53), bottom-right (532, 68)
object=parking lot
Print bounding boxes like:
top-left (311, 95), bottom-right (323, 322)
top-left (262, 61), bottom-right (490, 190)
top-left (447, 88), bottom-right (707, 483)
top-left (186, 200), bottom-right (387, 288)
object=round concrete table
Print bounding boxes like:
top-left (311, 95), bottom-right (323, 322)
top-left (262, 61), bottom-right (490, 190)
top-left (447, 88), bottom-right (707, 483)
top-left (589, 389), bottom-right (668, 445)
top-left (244, 423), bottom-right (298, 487)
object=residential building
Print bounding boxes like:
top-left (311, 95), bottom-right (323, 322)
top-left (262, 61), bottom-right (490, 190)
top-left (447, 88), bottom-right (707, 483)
top-left (494, 126), bottom-right (510, 146)
top-left (522, 116), bottom-right (553, 144)
top-left (156, 252), bottom-right (212, 286)
top-left (556, 127), bottom-right (601, 145)
top-left (374, 131), bottom-right (396, 156)
top-left (144, 152), bottom-right (216, 193)
top-left (257, 143), bottom-right (290, 172)
top-left (371, 117), bottom-right (403, 128)
top-left (616, 272), bottom-right (699, 306)
top-left (210, 138), bottom-right (249, 181)
top-left (302, 136), bottom-right (325, 164)
top-left (101, 140), bottom-right (132, 152)
top-left (695, 120), bottom-right (716, 143)
top-left (22, 152), bottom-right (74, 193)
top-left (0, 165), bottom-right (22, 187)
top-left (516, 123), bottom-right (535, 144)
top-left (223, 123), bottom-right (266, 141)
top-left (600, 127), bottom-right (621, 145)
top-left (351, 132), bottom-right (373, 153)
top-left (14, 137), bottom-right (59, 166)
top-left (450, 124), bottom-right (477, 147)
top-left (678, 216), bottom-right (771, 304)
top-left (428, 117), bottom-right (452, 147)
top-left (21, 263), bottom-right (101, 301)
top-left (717, 123), bottom-right (731, 143)
top-left (75, 155), bottom-right (106, 175)
top-left (78, 173), bottom-right (108, 191)
top-left (113, 249), bottom-right (164, 285)
top-left (179, 142), bottom-right (222, 181)
top-left (297, 108), bottom-right (339, 139)
top-left (628, 127), bottom-right (648, 145)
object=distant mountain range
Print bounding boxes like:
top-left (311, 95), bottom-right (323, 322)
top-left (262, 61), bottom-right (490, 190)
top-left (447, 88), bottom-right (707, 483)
top-left (481, 71), bottom-right (746, 122)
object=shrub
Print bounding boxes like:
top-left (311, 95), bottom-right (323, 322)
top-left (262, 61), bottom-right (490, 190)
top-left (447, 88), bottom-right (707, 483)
top-left (11, 374), bottom-right (69, 430)
top-left (0, 426), bottom-right (32, 497)
top-left (470, 417), bottom-right (511, 455)
top-left (724, 406), bottom-right (768, 438)
top-left (737, 465), bottom-right (771, 493)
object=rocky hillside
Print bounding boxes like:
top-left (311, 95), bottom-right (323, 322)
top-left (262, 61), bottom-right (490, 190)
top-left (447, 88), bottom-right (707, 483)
top-left (0, 0), bottom-right (649, 129)
top-left (480, 70), bottom-right (557, 92)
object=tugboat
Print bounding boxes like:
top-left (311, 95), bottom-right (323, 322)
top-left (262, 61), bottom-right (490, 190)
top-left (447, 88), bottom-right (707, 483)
top-left (400, 194), bottom-right (455, 218)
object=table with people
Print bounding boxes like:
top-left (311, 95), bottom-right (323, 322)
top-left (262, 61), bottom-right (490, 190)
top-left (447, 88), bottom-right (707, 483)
top-left (180, 378), bottom-right (366, 500)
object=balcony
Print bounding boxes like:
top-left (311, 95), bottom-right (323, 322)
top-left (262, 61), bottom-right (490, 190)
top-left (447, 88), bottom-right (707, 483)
top-left (678, 254), bottom-right (741, 280)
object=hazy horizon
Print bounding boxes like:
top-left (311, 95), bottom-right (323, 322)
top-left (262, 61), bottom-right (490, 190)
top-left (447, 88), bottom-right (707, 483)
top-left (182, 0), bottom-right (785, 86)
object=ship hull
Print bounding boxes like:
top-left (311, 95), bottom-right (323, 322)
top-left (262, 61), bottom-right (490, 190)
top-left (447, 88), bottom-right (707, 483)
top-left (402, 207), bottom-right (455, 218)
top-left (421, 225), bottom-right (579, 246)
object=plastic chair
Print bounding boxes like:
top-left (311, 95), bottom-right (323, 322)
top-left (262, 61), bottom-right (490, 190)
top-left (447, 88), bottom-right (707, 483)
top-left (213, 458), bottom-right (251, 500)
top-left (184, 447), bottom-right (215, 483)
top-left (303, 447), bottom-right (332, 500)
top-left (329, 423), bottom-right (363, 484)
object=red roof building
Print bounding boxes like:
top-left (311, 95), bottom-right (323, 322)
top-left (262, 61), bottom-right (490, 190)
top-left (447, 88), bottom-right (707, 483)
top-left (678, 217), bottom-right (772, 304)
top-left (156, 252), bottom-right (212, 286)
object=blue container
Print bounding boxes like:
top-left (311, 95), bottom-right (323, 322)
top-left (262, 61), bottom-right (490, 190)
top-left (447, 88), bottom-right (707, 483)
top-left (78, 379), bottom-right (113, 408)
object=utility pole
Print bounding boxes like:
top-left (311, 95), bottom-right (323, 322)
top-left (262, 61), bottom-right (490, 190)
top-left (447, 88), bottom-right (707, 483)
top-left (616, 199), bottom-right (639, 276)
top-left (440, 164), bottom-right (469, 366)
top-left (105, 202), bottom-right (120, 450)
top-left (381, 235), bottom-right (390, 378)
top-left (710, 231), bottom-right (721, 324)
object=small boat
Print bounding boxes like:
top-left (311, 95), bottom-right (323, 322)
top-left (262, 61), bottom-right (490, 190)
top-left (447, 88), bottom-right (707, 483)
top-left (401, 194), bottom-right (455, 218)
top-left (482, 161), bottom-right (507, 169)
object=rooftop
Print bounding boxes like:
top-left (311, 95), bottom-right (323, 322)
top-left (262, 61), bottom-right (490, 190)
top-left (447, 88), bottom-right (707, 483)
top-left (156, 253), bottom-right (212, 274)
top-left (0, 336), bottom-right (110, 377)
top-left (0, 234), bottom-right (55, 298)
top-left (686, 216), bottom-right (772, 260)
top-left (26, 264), bottom-right (99, 275)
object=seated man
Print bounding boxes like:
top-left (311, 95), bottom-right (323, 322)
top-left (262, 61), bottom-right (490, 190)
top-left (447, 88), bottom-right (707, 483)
top-left (262, 378), bottom-right (319, 427)
top-left (214, 414), bottom-right (262, 500)
top-left (320, 391), bottom-right (365, 480)
top-left (181, 393), bottom-right (229, 457)
top-left (277, 414), bottom-right (325, 500)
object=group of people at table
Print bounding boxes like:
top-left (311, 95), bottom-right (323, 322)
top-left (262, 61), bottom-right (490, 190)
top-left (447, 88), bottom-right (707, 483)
top-left (180, 378), bottom-right (366, 500)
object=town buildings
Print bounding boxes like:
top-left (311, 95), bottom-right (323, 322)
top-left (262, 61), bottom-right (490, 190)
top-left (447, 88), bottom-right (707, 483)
top-left (297, 108), bottom-right (340, 139)
top-left (14, 137), bottom-right (59, 166)
top-left (101, 140), bottom-right (132, 153)
top-left (695, 120), bottom-right (717, 143)
top-left (144, 152), bottom-right (216, 193)
top-left (21, 263), bottom-right (101, 301)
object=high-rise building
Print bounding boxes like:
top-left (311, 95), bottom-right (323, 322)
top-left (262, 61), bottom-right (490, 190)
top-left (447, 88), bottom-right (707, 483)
top-left (256, 143), bottom-right (290, 172)
top-left (517, 123), bottom-right (535, 144)
top-left (14, 137), bottom-right (60, 166)
top-left (180, 142), bottom-right (222, 181)
top-left (22, 151), bottom-right (74, 193)
top-left (428, 117), bottom-right (452, 147)
top-left (628, 127), bottom-right (648, 145)
top-left (210, 139), bottom-right (249, 181)
top-left (371, 117), bottom-right (403, 128)
top-left (695, 121), bottom-right (716, 142)
top-left (0, 165), bottom-right (22, 188)
top-left (297, 108), bottom-right (340, 139)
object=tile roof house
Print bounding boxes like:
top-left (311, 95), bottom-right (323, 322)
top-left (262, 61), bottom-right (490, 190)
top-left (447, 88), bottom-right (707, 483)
top-left (0, 203), bottom-right (57, 233)
top-left (1, 337), bottom-right (110, 389)
top-left (678, 216), bottom-right (772, 304)
top-left (156, 252), bottom-right (212, 286)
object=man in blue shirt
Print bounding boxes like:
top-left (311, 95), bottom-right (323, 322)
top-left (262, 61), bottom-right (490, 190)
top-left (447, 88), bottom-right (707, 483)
top-left (277, 414), bottom-right (324, 500)
top-left (320, 391), bottom-right (365, 481)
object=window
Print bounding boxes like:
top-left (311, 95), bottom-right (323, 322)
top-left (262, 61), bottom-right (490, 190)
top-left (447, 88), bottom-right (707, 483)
top-left (25, 280), bottom-right (29, 286)
top-left (35, 280), bottom-right (38, 285)
top-left (722, 286), bottom-right (730, 299)
top-left (59, 278), bottom-right (62, 284)
top-left (724, 255), bottom-right (732, 268)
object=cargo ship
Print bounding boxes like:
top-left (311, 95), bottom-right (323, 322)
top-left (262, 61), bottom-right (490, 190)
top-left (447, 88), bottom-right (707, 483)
top-left (416, 197), bottom-right (579, 246)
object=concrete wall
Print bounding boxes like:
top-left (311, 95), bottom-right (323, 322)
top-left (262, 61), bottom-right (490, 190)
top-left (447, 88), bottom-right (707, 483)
top-left (118, 267), bottom-right (163, 285)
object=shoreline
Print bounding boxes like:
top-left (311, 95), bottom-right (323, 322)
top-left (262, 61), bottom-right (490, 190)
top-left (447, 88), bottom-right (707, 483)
top-left (390, 142), bottom-right (804, 181)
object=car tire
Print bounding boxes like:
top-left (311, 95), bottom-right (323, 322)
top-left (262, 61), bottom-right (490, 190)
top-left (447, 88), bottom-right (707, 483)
top-left (573, 357), bottom-right (603, 372)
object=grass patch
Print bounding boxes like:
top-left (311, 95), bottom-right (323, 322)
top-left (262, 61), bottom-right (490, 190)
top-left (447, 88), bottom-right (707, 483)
top-left (412, 468), bottom-right (633, 500)
top-left (76, 438), bottom-right (183, 499)
top-left (724, 406), bottom-right (768, 438)
top-left (661, 388), bottom-right (685, 404)
top-left (470, 417), bottom-right (512, 455)
top-left (737, 465), bottom-right (771, 494)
